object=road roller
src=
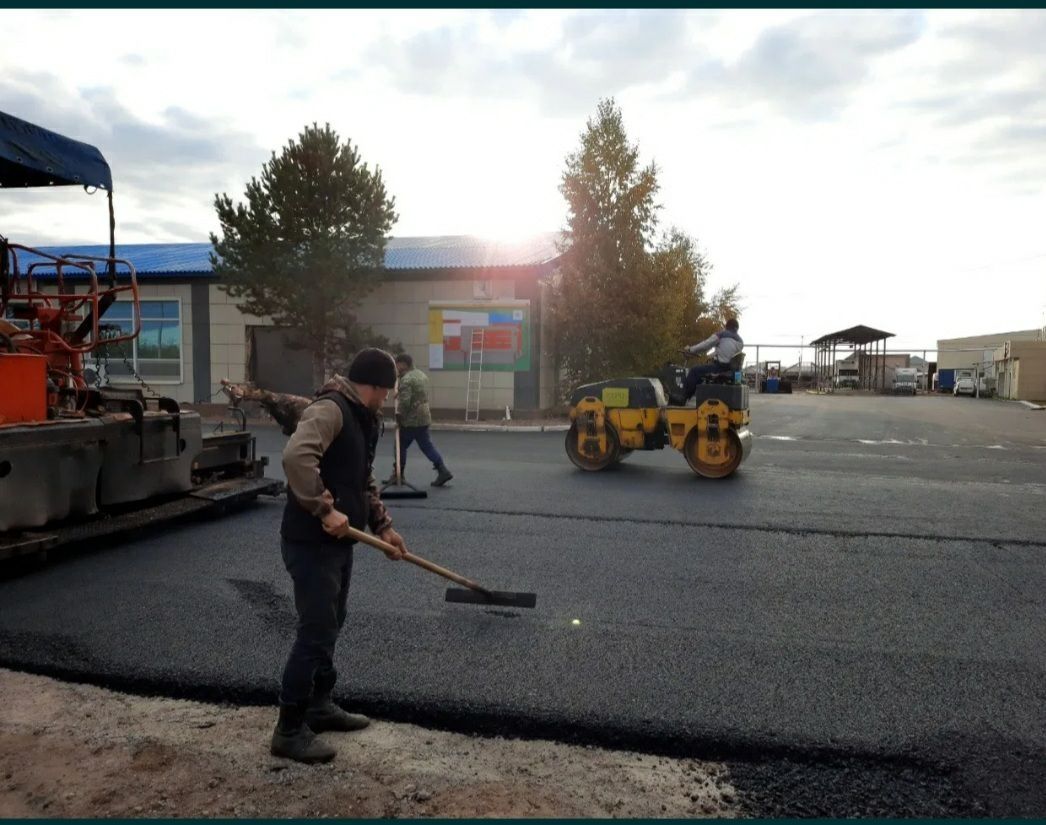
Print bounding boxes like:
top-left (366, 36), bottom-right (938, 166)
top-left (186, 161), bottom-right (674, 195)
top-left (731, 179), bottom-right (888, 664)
top-left (565, 356), bottom-right (752, 478)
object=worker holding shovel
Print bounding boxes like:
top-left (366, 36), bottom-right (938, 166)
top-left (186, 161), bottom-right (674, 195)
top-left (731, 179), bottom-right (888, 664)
top-left (272, 348), bottom-right (406, 765)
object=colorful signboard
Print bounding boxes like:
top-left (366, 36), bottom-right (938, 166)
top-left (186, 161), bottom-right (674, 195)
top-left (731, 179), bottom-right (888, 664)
top-left (428, 301), bottom-right (531, 371)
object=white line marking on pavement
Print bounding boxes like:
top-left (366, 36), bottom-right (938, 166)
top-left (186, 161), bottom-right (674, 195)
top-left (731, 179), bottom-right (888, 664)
top-left (756, 435), bottom-right (1031, 452)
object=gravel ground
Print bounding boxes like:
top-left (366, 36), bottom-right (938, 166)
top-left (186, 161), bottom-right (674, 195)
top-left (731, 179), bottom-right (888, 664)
top-left (0, 669), bottom-right (740, 818)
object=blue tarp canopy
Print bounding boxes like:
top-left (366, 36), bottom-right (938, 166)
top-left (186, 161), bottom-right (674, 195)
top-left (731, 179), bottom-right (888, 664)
top-left (0, 110), bottom-right (113, 190)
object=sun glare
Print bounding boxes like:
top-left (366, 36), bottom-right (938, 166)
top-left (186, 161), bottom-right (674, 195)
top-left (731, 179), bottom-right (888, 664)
top-left (473, 216), bottom-right (554, 245)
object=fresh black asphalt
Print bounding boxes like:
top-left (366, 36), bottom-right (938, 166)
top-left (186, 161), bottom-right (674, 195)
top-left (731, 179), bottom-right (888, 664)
top-left (1, 394), bottom-right (1044, 815)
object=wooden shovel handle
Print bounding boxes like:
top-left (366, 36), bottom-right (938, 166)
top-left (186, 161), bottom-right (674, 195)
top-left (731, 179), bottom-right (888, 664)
top-left (392, 398), bottom-right (402, 482)
top-left (342, 524), bottom-right (491, 596)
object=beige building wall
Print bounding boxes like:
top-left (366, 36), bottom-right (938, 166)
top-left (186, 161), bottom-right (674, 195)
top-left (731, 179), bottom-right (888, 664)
top-left (995, 340), bottom-right (1046, 401)
top-left (937, 328), bottom-right (1041, 371)
top-left (357, 277), bottom-right (519, 416)
top-left (207, 285), bottom-right (272, 398)
top-left (202, 275), bottom-right (547, 414)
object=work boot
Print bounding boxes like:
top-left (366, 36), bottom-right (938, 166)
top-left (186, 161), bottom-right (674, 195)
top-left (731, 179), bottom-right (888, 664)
top-left (383, 468), bottom-right (403, 485)
top-left (270, 705), bottom-right (336, 764)
top-left (305, 694), bottom-right (370, 733)
top-left (432, 463), bottom-right (453, 487)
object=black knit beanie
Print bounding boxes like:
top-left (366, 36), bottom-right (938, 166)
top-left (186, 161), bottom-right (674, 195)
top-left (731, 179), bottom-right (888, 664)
top-left (348, 348), bottom-right (398, 389)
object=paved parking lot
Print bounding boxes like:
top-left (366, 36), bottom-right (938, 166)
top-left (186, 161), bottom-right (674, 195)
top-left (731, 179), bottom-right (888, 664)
top-left (1, 393), bottom-right (1044, 815)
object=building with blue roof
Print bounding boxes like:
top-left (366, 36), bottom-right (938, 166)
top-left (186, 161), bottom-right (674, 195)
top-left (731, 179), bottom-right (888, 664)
top-left (24, 234), bottom-right (562, 277)
top-left (10, 235), bottom-right (565, 414)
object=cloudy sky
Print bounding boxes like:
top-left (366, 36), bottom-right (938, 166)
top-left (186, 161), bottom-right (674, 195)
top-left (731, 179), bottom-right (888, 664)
top-left (2, 9), bottom-right (1045, 352)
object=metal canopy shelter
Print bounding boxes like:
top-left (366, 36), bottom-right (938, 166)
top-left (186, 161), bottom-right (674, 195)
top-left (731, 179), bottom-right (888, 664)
top-left (811, 324), bottom-right (895, 392)
top-left (1, 109), bottom-right (118, 307)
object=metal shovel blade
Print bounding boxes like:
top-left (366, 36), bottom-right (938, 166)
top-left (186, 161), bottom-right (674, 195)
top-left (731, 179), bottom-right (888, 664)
top-left (445, 588), bottom-right (537, 609)
top-left (380, 485), bottom-right (428, 499)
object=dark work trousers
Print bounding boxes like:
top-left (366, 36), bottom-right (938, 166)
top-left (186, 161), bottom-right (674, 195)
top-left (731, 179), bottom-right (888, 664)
top-left (683, 362), bottom-right (730, 399)
top-left (398, 425), bottom-right (444, 473)
top-left (278, 537), bottom-right (354, 708)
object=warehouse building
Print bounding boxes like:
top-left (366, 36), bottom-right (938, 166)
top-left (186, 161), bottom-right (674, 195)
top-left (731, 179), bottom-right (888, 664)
top-left (19, 235), bottom-right (564, 417)
top-left (937, 328), bottom-right (1046, 400)
top-left (994, 339), bottom-right (1046, 402)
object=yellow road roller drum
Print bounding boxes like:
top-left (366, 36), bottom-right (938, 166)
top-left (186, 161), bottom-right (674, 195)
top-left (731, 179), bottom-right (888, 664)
top-left (565, 375), bottom-right (752, 478)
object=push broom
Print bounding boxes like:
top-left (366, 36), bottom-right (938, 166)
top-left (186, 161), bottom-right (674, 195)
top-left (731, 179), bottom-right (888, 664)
top-left (343, 525), bottom-right (537, 609)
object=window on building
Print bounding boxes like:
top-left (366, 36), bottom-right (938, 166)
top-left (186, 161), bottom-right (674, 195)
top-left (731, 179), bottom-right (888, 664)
top-left (2, 307), bottom-right (29, 330)
top-left (90, 299), bottom-right (182, 383)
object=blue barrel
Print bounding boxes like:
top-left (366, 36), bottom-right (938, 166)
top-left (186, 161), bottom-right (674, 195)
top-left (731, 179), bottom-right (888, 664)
top-left (766, 377), bottom-right (780, 393)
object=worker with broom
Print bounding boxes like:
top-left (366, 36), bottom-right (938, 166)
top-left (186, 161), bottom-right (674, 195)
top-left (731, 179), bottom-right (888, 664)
top-left (387, 352), bottom-right (453, 487)
top-left (272, 347), bottom-right (407, 765)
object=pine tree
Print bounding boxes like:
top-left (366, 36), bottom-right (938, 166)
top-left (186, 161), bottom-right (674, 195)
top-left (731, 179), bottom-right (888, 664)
top-left (210, 123), bottom-right (398, 388)
top-left (552, 99), bottom-right (735, 391)
top-left (553, 99), bottom-right (659, 387)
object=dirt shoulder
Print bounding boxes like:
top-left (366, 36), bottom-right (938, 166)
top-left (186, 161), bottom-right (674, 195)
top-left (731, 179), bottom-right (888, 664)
top-left (0, 669), bottom-right (740, 818)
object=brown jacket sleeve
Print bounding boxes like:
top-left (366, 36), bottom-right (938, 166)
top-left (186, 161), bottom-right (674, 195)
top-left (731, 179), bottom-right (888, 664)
top-left (281, 399), bottom-right (342, 519)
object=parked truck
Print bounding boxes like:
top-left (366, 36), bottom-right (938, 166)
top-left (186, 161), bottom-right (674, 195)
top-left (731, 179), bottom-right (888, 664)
top-left (890, 367), bottom-right (918, 395)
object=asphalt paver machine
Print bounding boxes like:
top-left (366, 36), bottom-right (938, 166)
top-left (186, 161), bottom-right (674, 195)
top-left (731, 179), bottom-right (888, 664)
top-left (0, 110), bottom-right (280, 561)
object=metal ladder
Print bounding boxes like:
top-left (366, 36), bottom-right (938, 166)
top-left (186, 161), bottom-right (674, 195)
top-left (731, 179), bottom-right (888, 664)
top-left (464, 328), bottom-right (484, 421)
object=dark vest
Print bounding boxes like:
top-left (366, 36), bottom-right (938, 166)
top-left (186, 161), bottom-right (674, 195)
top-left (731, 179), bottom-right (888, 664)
top-left (280, 391), bottom-right (378, 545)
